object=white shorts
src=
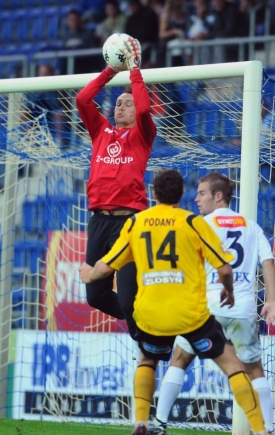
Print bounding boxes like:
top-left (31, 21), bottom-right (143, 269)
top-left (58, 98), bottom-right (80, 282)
top-left (176, 315), bottom-right (262, 364)
top-left (215, 315), bottom-right (262, 363)
top-left (175, 335), bottom-right (196, 355)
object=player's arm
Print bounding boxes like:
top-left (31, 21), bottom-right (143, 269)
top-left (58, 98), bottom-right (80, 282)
top-left (79, 261), bottom-right (113, 283)
top-left (79, 217), bottom-right (135, 284)
top-left (121, 37), bottom-right (157, 145)
top-left (218, 264), bottom-right (235, 308)
top-left (76, 66), bottom-right (117, 138)
top-left (130, 69), bottom-right (156, 144)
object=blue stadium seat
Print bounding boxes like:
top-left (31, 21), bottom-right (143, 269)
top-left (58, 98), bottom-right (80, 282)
top-left (24, 0), bottom-right (38, 5)
top-left (0, 44), bottom-right (18, 55)
top-left (204, 106), bottom-right (220, 137)
top-left (59, 4), bottom-right (77, 16)
top-left (12, 281), bottom-right (27, 329)
top-left (23, 198), bottom-right (46, 232)
top-left (10, 0), bottom-right (24, 6)
top-left (181, 186), bottom-right (198, 212)
top-left (264, 67), bottom-right (275, 78)
top-left (178, 83), bottom-right (192, 103)
top-left (44, 6), bottom-right (60, 40)
top-left (181, 172), bottom-right (196, 189)
top-left (16, 42), bottom-right (36, 55)
top-left (6, 60), bottom-right (22, 78)
top-left (185, 102), bottom-right (242, 142)
top-left (14, 240), bottom-right (45, 273)
top-left (0, 10), bottom-right (14, 43)
top-left (23, 195), bottom-right (88, 233)
top-left (0, 64), bottom-right (4, 80)
top-left (39, 0), bottom-right (55, 5)
top-left (13, 9), bottom-right (30, 42)
top-left (186, 103), bottom-right (218, 138)
top-left (82, 0), bottom-right (104, 13)
top-left (185, 107), bottom-right (199, 137)
top-left (29, 8), bottom-right (45, 41)
top-left (46, 196), bottom-right (87, 230)
top-left (0, 51), bottom-right (24, 78)
top-left (220, 102), bottom-right (242, 139)
top-left (144, 170), bottom-right (155, 185)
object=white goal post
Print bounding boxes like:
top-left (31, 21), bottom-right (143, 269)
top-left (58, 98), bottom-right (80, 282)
top-left (0, 61), bottom-right (272, 434)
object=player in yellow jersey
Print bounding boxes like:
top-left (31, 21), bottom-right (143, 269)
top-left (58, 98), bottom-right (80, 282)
top-left (79, 169), bottom-right (268, 435)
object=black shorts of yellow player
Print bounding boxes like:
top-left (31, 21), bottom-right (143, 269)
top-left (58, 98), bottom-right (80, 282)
top-left (136, 315), bottom-right (232, 362)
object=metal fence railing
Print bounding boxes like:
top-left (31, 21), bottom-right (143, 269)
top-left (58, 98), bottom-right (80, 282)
top-left (165, 35), bottom-right (275, 68)
top-left (0, 36), bottom-right (274, 80)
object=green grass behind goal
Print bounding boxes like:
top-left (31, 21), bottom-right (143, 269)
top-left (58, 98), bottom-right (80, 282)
top-left (0, 419), bottom-right (230, 435)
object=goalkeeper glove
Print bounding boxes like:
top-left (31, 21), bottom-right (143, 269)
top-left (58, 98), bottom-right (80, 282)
top-left (120, 37), bottom-right (141, 70)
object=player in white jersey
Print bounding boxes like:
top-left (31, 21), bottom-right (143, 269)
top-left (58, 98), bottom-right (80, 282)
top-left (148, 173), bottom-right (275, 435)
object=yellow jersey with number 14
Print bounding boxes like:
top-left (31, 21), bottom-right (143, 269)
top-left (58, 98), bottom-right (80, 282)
top-left (102, 203), bottom-right (234, 336)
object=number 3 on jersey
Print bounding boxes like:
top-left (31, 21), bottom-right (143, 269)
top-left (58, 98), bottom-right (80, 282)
top-left (140, 230), bottom-right (179, 269)
top-left (227, 230), bottom-right (244, 268)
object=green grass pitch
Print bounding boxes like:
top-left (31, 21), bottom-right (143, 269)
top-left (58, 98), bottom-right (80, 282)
top-left (0, 419), bottom-right (230, 435)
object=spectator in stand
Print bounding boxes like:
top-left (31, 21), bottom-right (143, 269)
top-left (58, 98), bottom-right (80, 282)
top-left (21, 62), bottom-right (70, 148)
top-left (270, 0), bottom-right (275, 34)
top-left (158, 0), bottom-right (189, 66)
top-left (96, 0), bottom-right (127, 45)
top-left (61, 8), bottom-right (103, 74)
top-left (81, 0), bottom-right (105, 24)
top-left (238, 0), bottom-right (252, 37)
top-left (250, 0), bottom-right (269, 36)
top-left (185, 0), bottom-right (212, 64)
top-left (150, 0), bottom-right (166, 17)
top-left (238, 0), bottom-right (269, 54)
top-left (125, 0), bottom-right (159, 64)
top-left (207, 0), bottom-right (243, 63)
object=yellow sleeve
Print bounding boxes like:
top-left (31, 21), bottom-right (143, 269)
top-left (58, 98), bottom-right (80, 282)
top-left (101, 217), bottom-right (135, 270)
top-left (188, 215), bottom-right (235, 268)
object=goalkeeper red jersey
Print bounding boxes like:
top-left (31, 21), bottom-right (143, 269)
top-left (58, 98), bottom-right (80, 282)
top-left (76, 67), bottom-right (157, 211)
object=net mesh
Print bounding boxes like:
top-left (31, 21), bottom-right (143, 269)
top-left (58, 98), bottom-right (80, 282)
top-left (0, 67), bottom-right (275, 430)
top-left (0, 77), bottom-right (245, 168)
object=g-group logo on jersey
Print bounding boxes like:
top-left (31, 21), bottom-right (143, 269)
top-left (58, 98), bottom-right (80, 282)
top-left (96, 141), bottom-right (134, 165)
top-left (108, 141), bottom-right (122, 158)
top-left (213, 216), bottom-right (247, 228)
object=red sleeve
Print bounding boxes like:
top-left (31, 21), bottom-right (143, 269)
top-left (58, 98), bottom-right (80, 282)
top-left (130, 69), bottom-right (157, 147)
top-left (76, 66), bottom-right (116, 140)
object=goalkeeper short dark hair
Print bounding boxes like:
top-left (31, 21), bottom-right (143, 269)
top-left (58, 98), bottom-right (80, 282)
top-left (154, 169), bottom-right (184, 204)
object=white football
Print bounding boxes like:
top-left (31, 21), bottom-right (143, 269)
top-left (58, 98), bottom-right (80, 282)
top-left (102, 33), bottom-right (130, 70)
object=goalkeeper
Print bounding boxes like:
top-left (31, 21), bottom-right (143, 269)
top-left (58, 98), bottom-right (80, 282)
top-left (79, 169), bottom-right (268, 435)
top-left (76, 36), bottom-right (156, 340)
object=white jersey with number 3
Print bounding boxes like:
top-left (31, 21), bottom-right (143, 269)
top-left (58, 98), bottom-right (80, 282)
top-left (205, 208), bottom-right (273, 318)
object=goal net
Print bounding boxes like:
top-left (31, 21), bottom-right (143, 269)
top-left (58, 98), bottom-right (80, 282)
top-left (0, 61), bottom-right (274, 432)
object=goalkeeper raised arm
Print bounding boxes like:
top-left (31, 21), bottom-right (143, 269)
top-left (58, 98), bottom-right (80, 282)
top-left (76, 36), bottom-right (156, 340)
